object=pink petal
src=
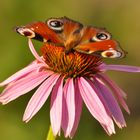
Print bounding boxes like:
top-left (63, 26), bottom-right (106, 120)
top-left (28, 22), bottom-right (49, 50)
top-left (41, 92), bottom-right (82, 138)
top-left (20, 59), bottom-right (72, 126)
top-left (94, 76), bottom-right (126, 128)
top-left (61, 88), bottom-right (68, 136)
top-left (69, 78), bottom-right (83, 138)
top-left (97, 73), bottom-right (130, 114)
top-left (100, 64), bottom-right (140, 72)
top-left (0, 61), bottom-right (45, 87)
top-left (78, 77), bottom-right (115, 134)
top-left (0, 71), bottom-right (52, 104)
top-left (101, 124), bottom-right (116, 136)
top-left (62, 78), bottom-right (75, 137)
top-left (23, 73), bottom-right (60, 122)
top-left (28, 39), bottom-right (46, 64)
top-left (50, 76), bottom-right (64, 136)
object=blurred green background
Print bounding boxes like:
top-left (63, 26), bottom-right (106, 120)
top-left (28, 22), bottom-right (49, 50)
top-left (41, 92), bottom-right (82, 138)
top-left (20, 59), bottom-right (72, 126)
top-left (0, 0), bottom-right (140, 140)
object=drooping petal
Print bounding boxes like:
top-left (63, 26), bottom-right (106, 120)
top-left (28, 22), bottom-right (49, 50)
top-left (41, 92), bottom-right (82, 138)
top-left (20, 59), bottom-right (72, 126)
top-left (78, 77), bottom-right (115, 135)
top-left (23, 73), bottom-right (60, 122)
top-left (50, 76), bottom-right (64, 136)
top-left (97, 73), bottom-right (130, 113)
top-left (28, 39), bottom-right (46, 64)
top-left (101, 124), bottom-right (116, 136)
top-left (0, 71), bottom-right (53, 104)
top-left (62, 78), bottom-right (75, 137)
top-left (69, 78), bottom-right (83, 138)
top-left (100, 64), bottom-right (140, 72)
top-left (93, 76), bottom-right (126, 128)
top-left (0, 61), bottom-right (45, 87)
top-left (61, 87), bottom-right (68, 136)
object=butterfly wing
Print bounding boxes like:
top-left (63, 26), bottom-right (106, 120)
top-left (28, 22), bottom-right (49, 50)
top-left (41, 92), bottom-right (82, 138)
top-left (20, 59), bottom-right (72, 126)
top-left (74, 27), bottom-right (126, 58)
top-left (16, 22), bottom-right (61, 43)
top-left (74, 40), bottom-right (125, 58)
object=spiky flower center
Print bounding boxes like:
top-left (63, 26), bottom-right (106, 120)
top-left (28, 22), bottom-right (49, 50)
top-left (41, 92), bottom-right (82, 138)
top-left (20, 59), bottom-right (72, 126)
top-left (41, 44), bottom-right (102, 78)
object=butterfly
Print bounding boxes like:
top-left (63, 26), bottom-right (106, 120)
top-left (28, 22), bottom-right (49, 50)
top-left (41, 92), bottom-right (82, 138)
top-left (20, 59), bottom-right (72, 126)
top-left (15, 17), bottom-right (126, 58)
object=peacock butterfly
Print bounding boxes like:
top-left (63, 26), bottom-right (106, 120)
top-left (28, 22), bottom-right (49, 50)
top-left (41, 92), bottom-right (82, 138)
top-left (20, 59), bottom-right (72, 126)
top-left (15, 17), bottom-right (126, 58)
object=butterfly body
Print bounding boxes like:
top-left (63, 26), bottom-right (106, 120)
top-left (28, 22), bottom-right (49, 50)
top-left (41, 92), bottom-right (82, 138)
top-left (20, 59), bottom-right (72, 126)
top-left (16, 17), bottom-right (125, 58)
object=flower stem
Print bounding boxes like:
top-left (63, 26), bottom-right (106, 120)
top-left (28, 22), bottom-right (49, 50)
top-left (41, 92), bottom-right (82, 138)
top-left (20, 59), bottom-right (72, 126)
top-left (46, 126), bottom-right (56, 140)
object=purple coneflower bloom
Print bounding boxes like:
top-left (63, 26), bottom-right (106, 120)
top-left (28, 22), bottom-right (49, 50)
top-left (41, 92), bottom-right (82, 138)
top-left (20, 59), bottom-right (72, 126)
top-left (0, 39), bottom-right (140, 138)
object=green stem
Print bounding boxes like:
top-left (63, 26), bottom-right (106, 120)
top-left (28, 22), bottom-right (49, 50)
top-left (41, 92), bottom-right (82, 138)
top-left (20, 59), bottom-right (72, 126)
top-left (46, 126), bottom-right (56, 140)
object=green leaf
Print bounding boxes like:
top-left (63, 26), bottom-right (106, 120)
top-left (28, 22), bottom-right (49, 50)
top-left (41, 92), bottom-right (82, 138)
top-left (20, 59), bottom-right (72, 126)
top-left (46, 126), bottom-right (56, 140)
